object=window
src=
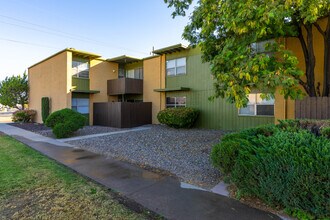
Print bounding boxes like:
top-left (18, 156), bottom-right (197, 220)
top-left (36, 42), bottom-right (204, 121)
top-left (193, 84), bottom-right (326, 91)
top-left (72, 98), bottom-right (89, 114)
top-left (251, 39), bottom-right (275, 57)
top-left (166, 97), bottom-right (186, 108)
top-left (126, 67), bottom-right (143, 79)
top-left (118, 64), bottom-right (125, 78)
top-left (72, 60), bottom-right (89, 78)
top-left (239, 93), bottom-right (274, 116)
top-left (166, 57), bottom-right (186, 76)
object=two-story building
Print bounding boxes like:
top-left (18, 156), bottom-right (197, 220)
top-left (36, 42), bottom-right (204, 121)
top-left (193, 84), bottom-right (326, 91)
top-left (28, 17), bottom-right (328, 129)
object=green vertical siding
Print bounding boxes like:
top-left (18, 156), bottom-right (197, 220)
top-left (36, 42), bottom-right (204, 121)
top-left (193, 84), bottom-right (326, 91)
top-left (165, 48), bottom-right (274, 130)
top-left (72, 77), bottom-right (90, 91)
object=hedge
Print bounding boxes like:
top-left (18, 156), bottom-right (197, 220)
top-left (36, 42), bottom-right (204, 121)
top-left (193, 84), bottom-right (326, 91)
top-left (157, 107), bottom-right (199, 128)
top-left (211, 121), bottom-right (330, 218)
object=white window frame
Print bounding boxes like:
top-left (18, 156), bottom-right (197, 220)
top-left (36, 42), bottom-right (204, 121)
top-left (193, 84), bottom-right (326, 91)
top-left (166, 57), bottom-right (186, 76)
top-left (238, 93), bottom-right (274, 116)
top-left (166, 96), bottom-right (186, 108)
top-left (72, 60), bottom-right (90, 78)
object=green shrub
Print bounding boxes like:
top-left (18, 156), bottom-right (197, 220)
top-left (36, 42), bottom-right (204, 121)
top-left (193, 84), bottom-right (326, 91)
top-left (53, 121), bottom-right (78, 138)
top-left (231, 130), bottom-right (330, 218)
top-left (211, 138), bottom-right (252, 174)
top-left (45, 108), bottom-right (86, 128)
top-left (157, 107), bottom-right (199, 128)
top-left (277, 119), bottom-right (330, 136)
top-left (41, 97), bottom-right (50, 123)
top-left (211, 122), bottom-right (330, 218)
top-left (45, 108), bottom-right (86, 138)
top-left (12, 109), bottom-right (36, 122)
top-left (276, 119), bottom-right (300, 131)
top-left (240, 124), bottom-right (279, 138)
top-left (320, 127), bottom-right (330, 138)
top-left (220, 132), bottom-right (249, 143)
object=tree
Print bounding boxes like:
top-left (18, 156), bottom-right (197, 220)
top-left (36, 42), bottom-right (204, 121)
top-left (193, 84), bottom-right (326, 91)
top-left (0, 72), bottom-right (28, 109)
top-left (165, 0), bottom-right (330, 107)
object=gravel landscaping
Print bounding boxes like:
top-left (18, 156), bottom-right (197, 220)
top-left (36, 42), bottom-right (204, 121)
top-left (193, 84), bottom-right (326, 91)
top-left (67, 125), bottom-right (225, 189)
top-left (11, 123), bottom-right (125, 138)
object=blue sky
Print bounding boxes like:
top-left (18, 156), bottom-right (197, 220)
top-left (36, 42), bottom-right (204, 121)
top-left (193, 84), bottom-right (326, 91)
top-left (0, 0), bottom-right (193, 80)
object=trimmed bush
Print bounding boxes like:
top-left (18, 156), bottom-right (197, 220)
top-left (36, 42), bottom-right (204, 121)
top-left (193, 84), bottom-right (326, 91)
top-left (157, 107), bottom-right (199, 128)
top-left (276, 119), bottom-right (300, 131)
top-left (41, 97), bottom-right (50, 123)
top-left (53, 120), bottom-right (78, 139)
top-left (320, 127), bottom-right (330, 138)
top-left (211, 122), bottom-right (330, 218)
top-left (232, 130), bottom-right (330, 218)
top-left (45, 108), bottom-right (85, 128)
top-left (45, 108), bottom-right (86, 138)
top-left (211, 138), bottom-right (252, 174)
top-left (240, 124), bottom-right (279, 138)
top-left (12, 109), bottom-right (36, 122)
top-left (277, 119), bottom-right (330, 136)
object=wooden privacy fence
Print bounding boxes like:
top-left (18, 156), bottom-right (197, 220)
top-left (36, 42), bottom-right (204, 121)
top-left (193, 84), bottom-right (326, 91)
top-left (93, 102), bottom-right (152, 128)
top-left (295, 97), bottom-right (330, 119)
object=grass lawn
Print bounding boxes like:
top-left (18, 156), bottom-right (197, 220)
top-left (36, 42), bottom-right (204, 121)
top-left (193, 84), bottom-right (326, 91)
top-left (0, 134), bottom-right (154, 219)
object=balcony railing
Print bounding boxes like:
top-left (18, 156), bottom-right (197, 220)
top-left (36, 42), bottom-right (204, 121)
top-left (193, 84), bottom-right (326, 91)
top-left (72, 77), bottom-right (90, 92)
top-left (107, 78), bottom-right (143, 95)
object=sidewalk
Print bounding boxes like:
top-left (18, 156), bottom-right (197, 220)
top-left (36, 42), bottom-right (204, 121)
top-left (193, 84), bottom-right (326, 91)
top-left (0, 123), bottom-right (280, 220)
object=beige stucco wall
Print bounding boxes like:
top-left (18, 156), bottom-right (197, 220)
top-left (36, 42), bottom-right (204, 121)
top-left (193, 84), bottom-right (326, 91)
top-left (143, 55), bottom-right (166, 124)
top-left (275, 17), bottom-right (328, 121)
top-left (89, 59), bottom-right (118, 124)
top-left (28, 51), bottom-right (72, 123)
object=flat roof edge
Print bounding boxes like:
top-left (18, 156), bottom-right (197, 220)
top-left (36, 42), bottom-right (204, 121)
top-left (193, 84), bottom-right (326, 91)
top-left (28, 48), bottom-right (101, 69)
top-left (152, 44), bottom-right (188, 55)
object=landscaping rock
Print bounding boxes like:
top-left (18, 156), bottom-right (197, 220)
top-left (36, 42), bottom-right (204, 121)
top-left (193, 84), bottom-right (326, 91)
top-left (68, 125), bottom-right (225, 189)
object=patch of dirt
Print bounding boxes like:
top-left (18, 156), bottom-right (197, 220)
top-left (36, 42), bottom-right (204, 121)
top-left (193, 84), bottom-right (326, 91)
top-left (228, 184), bottom-right (293, 219)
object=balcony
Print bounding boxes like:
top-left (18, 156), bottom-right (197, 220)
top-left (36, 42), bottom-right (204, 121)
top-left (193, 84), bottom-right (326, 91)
top-left (107, 78), bottom-right (143, 95)
top-left (72, 77), bottom-right (99, 94)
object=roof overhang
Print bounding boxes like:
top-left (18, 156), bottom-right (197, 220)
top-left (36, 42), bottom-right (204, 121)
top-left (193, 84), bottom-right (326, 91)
top-left (154, 87), bottom-right (190, 92)
top-left (72, 90), bottom-right (100, 94)
top-left (153, 44), bottom-right (188, 55)
top-left (107, 55), bottom-right (141, 64)
top-left (28, 48), bottom-right (101, 69)
top-left (68, 48), bottom-right (101, 59)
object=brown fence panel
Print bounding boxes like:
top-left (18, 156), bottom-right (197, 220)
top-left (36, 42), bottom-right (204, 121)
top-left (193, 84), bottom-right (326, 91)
top-left (93, 102), bottom-right (152, 128)
top-left (295, 97), bottom-right (330, 119)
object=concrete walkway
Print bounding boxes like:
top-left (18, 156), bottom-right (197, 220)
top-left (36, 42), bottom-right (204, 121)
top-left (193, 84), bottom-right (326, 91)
top-left (0, 124), bottom-right (281, 220)
top-left (57, 126), bottom-right (151, 142)
top-left (0, 123), bottom-right (72, 147)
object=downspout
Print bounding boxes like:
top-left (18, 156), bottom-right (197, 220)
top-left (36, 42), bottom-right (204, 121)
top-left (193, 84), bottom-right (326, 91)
top-left (160, 55), bottom-right (163, 110)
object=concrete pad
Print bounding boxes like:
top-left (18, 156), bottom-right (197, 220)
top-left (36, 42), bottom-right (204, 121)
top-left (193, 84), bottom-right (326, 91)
top-left (211, 181), bottom-right (230, 197)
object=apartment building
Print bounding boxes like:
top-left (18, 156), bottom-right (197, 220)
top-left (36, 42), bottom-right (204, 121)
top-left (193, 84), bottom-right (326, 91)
top-left (28, 17), bottom-right (327, 129)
